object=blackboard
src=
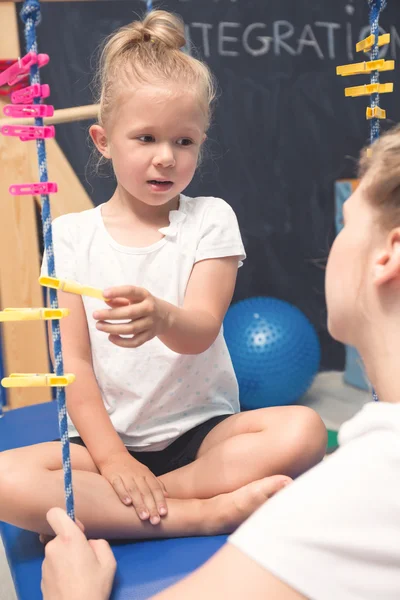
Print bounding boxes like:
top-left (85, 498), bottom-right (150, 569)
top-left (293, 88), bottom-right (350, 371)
top-left (17, 0), bottom-right (400, 369)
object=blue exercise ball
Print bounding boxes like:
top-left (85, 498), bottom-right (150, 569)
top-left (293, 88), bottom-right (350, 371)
top-left (224, 297), bottom-right (320, 410)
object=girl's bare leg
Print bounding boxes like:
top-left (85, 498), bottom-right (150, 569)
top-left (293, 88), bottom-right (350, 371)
top-left (160, 406), bottom-right (327, 499)
top-left (0, 443), bottom-right (289, 539)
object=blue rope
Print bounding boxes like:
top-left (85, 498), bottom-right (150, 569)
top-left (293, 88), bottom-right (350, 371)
top-left (20, 0), bottom-right (75, 520)
top-left (367, 0), bottom-right (387, 402)
top-left (0, 330), bottom-right (5, 418)
top-left (368, 0), bottom-right (387, 143)
top-left (146, 0), bottom-right (153, 12)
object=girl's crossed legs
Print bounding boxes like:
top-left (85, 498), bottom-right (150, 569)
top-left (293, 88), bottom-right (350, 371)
top-left (161, 405), bottom-right (327, 499)
top-left (0, 405), bottom-right (326, 539)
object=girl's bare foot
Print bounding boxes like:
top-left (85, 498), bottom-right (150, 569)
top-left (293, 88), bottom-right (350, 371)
top-left (209, 475), bottom-right (292, 534)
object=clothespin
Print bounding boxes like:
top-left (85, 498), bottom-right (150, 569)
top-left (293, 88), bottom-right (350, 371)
top-left (39, 276), bottom-right (106, 301)
top-left (344, 82), bottom-right (393, 97)
top-left (1, 373), bottom-right (76, 388)
top-left (356, 33), bottom-right (390, 53)
top-left (9, 182), bottom-right (58, 196)
top-left (3, 104), bottom-right (54, 118)
top-left (366, 106), bottom-right (386, 120)
top-left (0, 308), bottom-right (69, 322)
top-left (11, 83), bottom-right (50, 104)
top-left (0, 124), bottom-right (55, 141)
top-left (0, 52), bottom-right (49, 87)
top-left (336, 59), bottom-right (394, 76)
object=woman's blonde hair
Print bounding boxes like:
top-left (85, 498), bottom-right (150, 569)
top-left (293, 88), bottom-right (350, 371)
top-left (358, 125), bottom-right (400, 229)
top-left (94, 10), bottom-right (216, 130)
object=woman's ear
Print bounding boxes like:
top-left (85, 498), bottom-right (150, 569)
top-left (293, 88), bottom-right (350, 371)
top-left (89, 125), bottom-right (111, 159)
top-left (373, 229), bottom-right (400, 287)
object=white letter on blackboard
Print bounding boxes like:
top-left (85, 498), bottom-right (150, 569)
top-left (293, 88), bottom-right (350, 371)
top-left (315, 22), bottom-right (341, 59)
top-left (243, 23), bottom-right (271, 56)
top-left (191, 23), bottom-right (213, 58)
top-left (297, 24), bottom-right (324, 59)
top-left (273, 20), bottom-right (296, 55)
top-left (219, 22), bottom-right (241, 56)
top-left (346, 23), bottom-right (354, 60)
top-left (184, 24), bottom-right (192, 56)
top-left (391, 25), bottom-right (400, 58)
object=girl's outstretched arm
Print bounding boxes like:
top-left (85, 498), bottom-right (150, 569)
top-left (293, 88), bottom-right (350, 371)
top-left (158, 255), bottom-right (240, 354)
top-left (95, 256), bottom-right (240, 354)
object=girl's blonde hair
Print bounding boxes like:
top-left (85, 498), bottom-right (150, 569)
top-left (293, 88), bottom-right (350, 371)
top-left (95, 10), bottom-right (216, 130)
top-left (358, 125), bottom-right (400, 230)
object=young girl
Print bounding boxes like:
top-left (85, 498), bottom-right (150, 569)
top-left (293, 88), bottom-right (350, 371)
top-left (41, 125), bottom-right (400, 600)
top-left (0, 10), bottom-right (326, 539)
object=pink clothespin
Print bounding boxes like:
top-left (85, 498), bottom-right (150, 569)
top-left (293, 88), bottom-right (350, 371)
top-left (0, 59), bottom-right (16, 70)
top-left (3, 104), bottom-right (54, 118)
top-left (0, 52), bottom-right (49, 88)
top-left (0, 124), bottom-right (55, 141)
top-left (11, 84), bottom-right (50, 104)
top-left (9, 182), bottom-right (58, 196)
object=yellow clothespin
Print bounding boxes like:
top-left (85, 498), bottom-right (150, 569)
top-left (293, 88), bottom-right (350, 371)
top-left (336, 59), bottom-right (394, 76)
top-left (345, 82), bottom-right (393, 97)
top-left (0, 307), bottom-right (69, 322)
top-left (39, 276), bottom-right (106, 301)
top-left (1, 373), bottom-right (76, 388)
top-left (366, 106), bottom-right (386, 120)
top-left (356, 33), bottom-right (390, 53)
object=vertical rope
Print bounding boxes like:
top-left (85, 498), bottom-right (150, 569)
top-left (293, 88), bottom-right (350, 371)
top-left (20, 0), bottom-right (75, 520)
top-left (146, 0), bottom-right (153, 13)
top-left (368, 0), bottom-right (387, 143)
top-left (367, 0), bottom-right (387, 401)
top-left (0, 333), bottom-right (5, 418)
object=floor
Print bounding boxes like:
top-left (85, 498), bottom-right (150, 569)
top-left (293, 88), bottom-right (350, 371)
top-left (0, 371), bottom-right (371, 600)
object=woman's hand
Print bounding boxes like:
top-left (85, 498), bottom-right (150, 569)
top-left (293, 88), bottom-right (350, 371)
top-left (93, 285), bottom-right (169, 349)
top-left (42, 508), bottom-right (116, 600)
top-left (99, 450), bottom-right (168, 525)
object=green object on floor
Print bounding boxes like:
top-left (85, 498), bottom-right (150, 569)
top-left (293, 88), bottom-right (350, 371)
top-left (327, 429), bottom-right (338, 452)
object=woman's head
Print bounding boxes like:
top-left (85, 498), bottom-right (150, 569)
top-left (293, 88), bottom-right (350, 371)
top-left (326, 125), bottom-right (400, 348)
top-left (90, 10), bottom-right (216, 206)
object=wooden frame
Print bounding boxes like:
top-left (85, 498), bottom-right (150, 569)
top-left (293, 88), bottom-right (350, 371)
top-left (0, 2), bottom-right (95, 408)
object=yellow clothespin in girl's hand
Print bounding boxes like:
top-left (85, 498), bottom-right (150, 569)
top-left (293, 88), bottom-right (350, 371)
top-left (39, 276), bottom-right (106, 301)
top-left (1, 373), bottom-right (76, 388)
top-left (0, 308), bottom-right (69, 322)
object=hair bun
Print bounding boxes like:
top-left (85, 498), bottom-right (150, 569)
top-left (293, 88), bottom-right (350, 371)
top-left (141, 10), bottom-right (186, 49)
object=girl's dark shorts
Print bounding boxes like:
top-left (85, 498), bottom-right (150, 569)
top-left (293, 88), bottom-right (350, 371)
top-left (67, 414), bottom-right (232, 477)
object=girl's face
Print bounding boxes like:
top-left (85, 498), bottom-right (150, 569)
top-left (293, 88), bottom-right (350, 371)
top-left (325, 185), bottom-right (382, 346)
top-left (93, 84), bottom-right (206, 207)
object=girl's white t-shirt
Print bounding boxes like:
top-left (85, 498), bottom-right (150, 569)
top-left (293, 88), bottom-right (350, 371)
top-left (229, 401), bottom-right (400, 599)
top-left (42, 194), bottom-right (246, 451)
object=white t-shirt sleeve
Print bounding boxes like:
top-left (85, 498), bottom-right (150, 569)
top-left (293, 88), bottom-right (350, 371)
top-left (40, 215), bottom-right (78, 280)
top-left (229, 430), bottom-right (400, 600)
top-left (195, 198), bottom-right (246, 266)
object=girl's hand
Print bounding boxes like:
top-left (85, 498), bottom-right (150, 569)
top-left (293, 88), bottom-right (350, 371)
top-left (93, 285), bottom-right (168, 348)
top-left (99, 451), bottom-right (168, 525)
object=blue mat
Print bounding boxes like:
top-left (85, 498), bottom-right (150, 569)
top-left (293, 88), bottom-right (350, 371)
top-left (0, 402), bottom-right (227, 599)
